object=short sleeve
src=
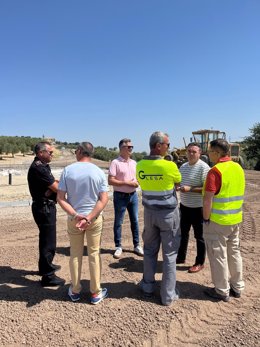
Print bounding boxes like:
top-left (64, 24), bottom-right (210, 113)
top-left (58, 169), bottom-right (67, 192)
top-left (108, 160), bottom-right (117, 177)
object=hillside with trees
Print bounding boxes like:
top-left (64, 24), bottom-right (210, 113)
top-left (1, 123), bottom-right (260, 169)
top-left (0, 136), bottom-right (147, 162)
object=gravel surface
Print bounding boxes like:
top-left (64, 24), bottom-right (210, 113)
top-left (0, 159), bottom-right (260, 347)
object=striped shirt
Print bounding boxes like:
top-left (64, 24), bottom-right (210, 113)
top-left (180, 159), bottom-right (210, 208)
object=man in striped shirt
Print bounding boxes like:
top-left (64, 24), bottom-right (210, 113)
top-left (176, 143), bottom-right (210, 273)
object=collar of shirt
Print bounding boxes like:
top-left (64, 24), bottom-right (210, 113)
top-left (34, 156), bottom-right (49, 167)
top-left (144, 155), bottom-right (162, 160)
top-left (118, 156), bottom-right (130, 162)
top-left (218, 156), bottom-right (231, 163)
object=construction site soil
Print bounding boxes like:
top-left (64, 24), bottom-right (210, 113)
top-left (0, 154), bottom-right (259, 346)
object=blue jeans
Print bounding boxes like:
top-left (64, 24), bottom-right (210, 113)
top-left (113, 191), bottom-right (140, 248)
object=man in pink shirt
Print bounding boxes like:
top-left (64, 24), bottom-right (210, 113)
top-left (108, 138), bottom-right (144, 259)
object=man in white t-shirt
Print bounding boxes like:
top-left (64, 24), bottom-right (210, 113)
top-left (176, 143), bottom-right (210, 273)
top-left (57, 142), bottom-right (109, 304)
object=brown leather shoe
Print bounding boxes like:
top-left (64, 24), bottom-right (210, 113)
top-left (188, 264), bottom-right (204, 273)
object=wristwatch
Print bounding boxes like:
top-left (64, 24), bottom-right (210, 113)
top-left (203, 218), bottom-right (210, 224)
top-left (82, 217), bottom-right (92, 225)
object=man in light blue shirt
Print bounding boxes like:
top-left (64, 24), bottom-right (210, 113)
top-left (57, 142), bottom-right (109, 304)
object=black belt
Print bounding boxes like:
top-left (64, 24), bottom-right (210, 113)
top-left (114, 191), bottom-right (136, 196)
top-left (33, 199), bottom-right (56, 205)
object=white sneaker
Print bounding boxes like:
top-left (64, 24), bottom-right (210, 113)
top-left (114, 247), bottom-right (122, 259)
top-left (134, 245), bottom-right (144, 256)
top-left (68, 286), bottom-right (81, 302)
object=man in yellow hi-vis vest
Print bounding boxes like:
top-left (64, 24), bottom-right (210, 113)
top-left (136, 131), bottom-right (181, 306)
top-left (203, 139), bottom-right (245, 302)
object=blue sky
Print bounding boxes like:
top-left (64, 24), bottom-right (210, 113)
top-left (0, 0), bottom-right (259, 152)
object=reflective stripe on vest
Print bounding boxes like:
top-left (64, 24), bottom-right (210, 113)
top-left (213, 195), bottom-right (244, 203)
top-left (136, 157), bottom-right (181, 210)
top-left (211, 207), bottom-right (243, 214)
top-left (142, 188), bottom-right (177, 209)
top-left (210, 161), bottom-right (245, 225)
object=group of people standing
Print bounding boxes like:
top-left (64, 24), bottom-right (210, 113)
top-left (27, 130), bottom-right (245, 306)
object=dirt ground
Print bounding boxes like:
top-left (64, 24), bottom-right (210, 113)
top-left (0, 155), bottom-right (260, 347)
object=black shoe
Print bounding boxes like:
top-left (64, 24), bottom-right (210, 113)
top-left (204, 287), bottom-right (230, 302)
top-left (143, 291), bottom-right (153, 298)
top-left (41, 274), bottom-right (65, 287)
top-left (176, 258), bottom-right (185, 264)
top-left (137, 281), bottom-right (153, 298)
top-left (52, 264), bottom-right (61, 272)
top-left (230, 287), bottom-right (241, 298)
top-left (39, 264), bottom-right (61, 276)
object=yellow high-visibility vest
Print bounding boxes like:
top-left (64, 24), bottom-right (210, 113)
top-left (210, 161), bottom-right (245, 225)
top-left (136, 156), bottom-right (181, 210)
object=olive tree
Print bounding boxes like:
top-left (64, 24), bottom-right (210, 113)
top-left (243, 123), bottom-right (260, 170)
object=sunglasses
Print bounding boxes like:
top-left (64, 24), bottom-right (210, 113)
top-left (43, 150), bottom-right (53, 155)
top-left (122, 146), bottom-right (134, 150)
top-left (160, 143), bottom-right (170, 148)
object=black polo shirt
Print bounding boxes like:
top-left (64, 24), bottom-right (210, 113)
top-left (27, 157), bottom-right (56, 201)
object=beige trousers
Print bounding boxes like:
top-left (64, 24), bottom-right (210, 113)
top-left (67, 215), bottom-right (103, 295)
top-left (204, 221), bottom-right (245, 296)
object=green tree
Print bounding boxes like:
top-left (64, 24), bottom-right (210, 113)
top-left (20, 143), bottom-right (28, 156)
top-left (243, 122), bottom-right (260, 170)
top-left (131, 152), bottom-right (147, 162)
top-left (11, 144), bottom-right (19, 157)
top-left (3, 142), bottom-right (12, 155)
top-left (94, 146), bottom-right (117, 161)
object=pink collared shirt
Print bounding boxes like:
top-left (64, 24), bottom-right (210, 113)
top-left (108, 156), bottom-right (137, 193)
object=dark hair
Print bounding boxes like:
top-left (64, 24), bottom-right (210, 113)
top-left (34, 141), bottom-right (51, 154)
top-left (119, 138), bottom-right (131, 148)
top-left (210, 139), bottom-right (230, 155)
top-left (78, 142), bottom-right (94, 157)
top-left (187, 142), bottom-right (201, 149)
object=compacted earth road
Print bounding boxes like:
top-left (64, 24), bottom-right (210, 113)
top-left (0, 156), bottom-right (259, 346)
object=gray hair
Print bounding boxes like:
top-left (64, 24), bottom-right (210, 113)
top-left (149, 131), bottom-right (169, 149)
top-left (78, 142), bottom-right (94, 157)
top-left (34, 141), bottom-right (51, 154)
top-left (119, 138), bottom-right (131, 148)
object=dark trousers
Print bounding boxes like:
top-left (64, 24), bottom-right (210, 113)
top-left (177, 203), bottom-right (206, 265)
top-left (32, 202), bottom-right (57, 276)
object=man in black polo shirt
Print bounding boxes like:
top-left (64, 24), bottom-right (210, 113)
top-left (28, 141), bottom-right (64, 287)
